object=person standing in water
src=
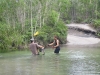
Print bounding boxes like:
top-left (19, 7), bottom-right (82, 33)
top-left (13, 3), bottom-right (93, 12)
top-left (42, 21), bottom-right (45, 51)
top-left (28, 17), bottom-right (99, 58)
top-left (29, 39), bottom-right (45, 55)
top-left (48, 36), bottom-right (60, 54)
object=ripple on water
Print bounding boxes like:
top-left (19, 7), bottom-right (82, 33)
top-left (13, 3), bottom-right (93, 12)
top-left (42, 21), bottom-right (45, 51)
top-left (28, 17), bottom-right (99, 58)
top-left (0, 48), bottom-right (100, 75)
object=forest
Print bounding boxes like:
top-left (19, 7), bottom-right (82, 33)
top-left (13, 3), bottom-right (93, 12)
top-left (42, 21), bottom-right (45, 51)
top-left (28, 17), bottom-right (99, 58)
top-left (0, 0), bottom-right (100, 52)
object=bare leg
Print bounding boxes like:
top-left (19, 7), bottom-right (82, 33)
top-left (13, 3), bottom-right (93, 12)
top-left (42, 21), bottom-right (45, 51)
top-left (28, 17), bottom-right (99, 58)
top-left (42, 49), bottom-right (45, 55)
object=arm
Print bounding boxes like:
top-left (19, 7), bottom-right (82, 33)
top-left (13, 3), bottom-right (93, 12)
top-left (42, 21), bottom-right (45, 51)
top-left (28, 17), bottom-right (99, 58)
top-left (48, 40), bottom-right (55, 46)
top-left (54, 40), bottom-right (59, 48)
top-left (36, 43), bottom-right (44, 49)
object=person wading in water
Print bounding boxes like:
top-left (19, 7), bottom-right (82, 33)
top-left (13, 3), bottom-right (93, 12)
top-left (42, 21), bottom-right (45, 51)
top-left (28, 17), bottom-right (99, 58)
top-left (48, 36), bottom-right (60, 54)
top-left (29, 39), bottom-right (45, 55)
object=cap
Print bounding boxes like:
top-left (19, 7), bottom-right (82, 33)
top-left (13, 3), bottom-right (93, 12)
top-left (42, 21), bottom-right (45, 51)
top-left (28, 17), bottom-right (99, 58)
top-left (30, 38), bottom-right (34, 41)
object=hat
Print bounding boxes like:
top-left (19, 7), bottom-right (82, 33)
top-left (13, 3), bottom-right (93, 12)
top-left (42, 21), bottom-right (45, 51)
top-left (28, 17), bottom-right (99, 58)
top-left (30, 38), bottom-right (34, 41)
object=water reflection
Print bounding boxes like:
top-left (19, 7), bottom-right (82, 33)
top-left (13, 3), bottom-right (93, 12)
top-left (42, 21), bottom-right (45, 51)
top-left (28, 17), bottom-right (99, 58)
top-left (0, 47), bottom-right (100, 75)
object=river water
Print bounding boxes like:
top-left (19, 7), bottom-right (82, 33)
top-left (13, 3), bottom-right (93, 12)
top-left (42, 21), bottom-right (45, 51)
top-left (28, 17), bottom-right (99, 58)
top-left (0, 46), bottom-right (100, 75)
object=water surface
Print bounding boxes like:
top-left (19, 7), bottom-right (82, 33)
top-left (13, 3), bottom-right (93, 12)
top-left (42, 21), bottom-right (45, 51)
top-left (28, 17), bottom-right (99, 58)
top-left (0, 46), bottom-right (100, 75)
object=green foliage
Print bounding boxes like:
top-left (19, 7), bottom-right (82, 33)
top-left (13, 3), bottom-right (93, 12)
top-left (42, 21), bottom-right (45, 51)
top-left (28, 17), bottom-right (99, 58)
top-left (59, 0), bottom-right (71, 21)
top-left (92, 19), bottom-right (100, 28)
top-left (65, 20), bottom-right (70, 24)
top-left (92, 19), bottom-right (100, 36)
top-left (0, 23), bottom-right (9, 52)
top-left (36, 10), bottom-right (67, 46)
top-left (54, 20), bottom-right (67, 44)
top-left (0, 22), bottom-right (24, 52)
top-left (47, 10), bottom-right (59, 26)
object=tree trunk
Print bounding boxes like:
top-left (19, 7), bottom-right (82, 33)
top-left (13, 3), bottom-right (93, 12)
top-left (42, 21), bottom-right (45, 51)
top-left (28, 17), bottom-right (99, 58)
top-left (39, 2), bottom-right (42, 28)
top-left (43, 1), bottom-right (48, 26)
top-left (31, 0), bottom-right (33, 39)
top-left (95, 0), bottom-right (98, 19)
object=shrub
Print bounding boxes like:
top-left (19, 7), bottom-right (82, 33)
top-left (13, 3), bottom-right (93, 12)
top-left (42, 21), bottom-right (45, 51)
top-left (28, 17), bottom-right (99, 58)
top-left (0, 22), bottom-right (24, 52)
top-left (35, 10), bottom-right (67, 46)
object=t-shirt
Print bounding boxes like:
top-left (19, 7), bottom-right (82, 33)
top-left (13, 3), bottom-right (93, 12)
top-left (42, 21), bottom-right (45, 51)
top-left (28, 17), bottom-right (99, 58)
top-left (29, 43), bottom-right (38, 55)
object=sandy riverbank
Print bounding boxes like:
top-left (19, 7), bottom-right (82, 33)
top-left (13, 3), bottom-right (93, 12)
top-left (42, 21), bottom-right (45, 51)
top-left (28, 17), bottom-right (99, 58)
top-left (66, 23), bottom-right (100, 46)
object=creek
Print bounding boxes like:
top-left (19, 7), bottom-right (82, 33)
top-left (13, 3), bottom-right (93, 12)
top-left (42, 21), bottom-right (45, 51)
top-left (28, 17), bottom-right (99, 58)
top-left (0, 46), bottom-right (100, 75)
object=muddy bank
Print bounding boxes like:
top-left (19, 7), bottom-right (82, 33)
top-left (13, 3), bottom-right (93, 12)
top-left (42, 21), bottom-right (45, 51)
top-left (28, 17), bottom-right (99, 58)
top-left (67, 23), bottom-right (96, 32)
top-left (66, 23), bottom-right (100, 46)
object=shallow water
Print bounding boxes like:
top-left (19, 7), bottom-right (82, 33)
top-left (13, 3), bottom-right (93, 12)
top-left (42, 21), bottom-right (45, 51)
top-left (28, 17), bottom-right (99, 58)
top-left (0, 46), bottom-right (100, 75)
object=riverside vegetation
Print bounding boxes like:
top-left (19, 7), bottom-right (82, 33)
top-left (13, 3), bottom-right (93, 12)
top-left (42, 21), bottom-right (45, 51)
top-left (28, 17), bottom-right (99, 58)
top-left (0, 0), bottom-right (100, 52)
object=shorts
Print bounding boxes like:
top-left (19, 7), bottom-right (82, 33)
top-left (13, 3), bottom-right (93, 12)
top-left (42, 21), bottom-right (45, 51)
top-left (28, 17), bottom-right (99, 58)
top-left (54, 46), bottom-right (60, 53)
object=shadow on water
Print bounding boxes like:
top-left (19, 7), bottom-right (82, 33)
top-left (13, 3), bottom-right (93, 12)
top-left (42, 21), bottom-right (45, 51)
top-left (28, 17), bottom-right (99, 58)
top-left (0, 46), bottom-right (100, 75)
